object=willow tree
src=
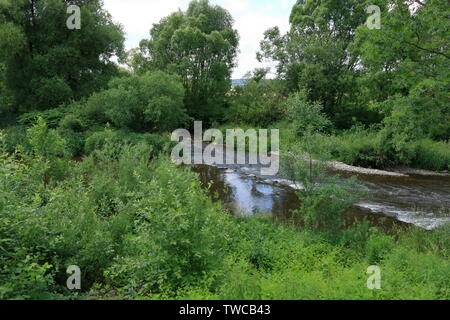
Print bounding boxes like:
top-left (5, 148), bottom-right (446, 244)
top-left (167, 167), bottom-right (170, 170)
top-left (0, 0), bottom-right (125, 112)
top-left (258, 0), bottom-right (384, 127)
top-left (133, 0), bottom-right (239, 123)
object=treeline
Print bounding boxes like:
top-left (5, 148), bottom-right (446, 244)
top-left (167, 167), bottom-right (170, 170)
top-left (249, 0), bottom-right (449, 170)
top-left (0, 0), bottom-right (244, 160)
top-left (1, 1), bottom-right (449, 171)
top-left (0, 0), bottom-right (239, 129)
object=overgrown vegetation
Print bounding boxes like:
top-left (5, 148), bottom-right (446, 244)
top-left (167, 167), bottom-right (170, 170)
top-left (0, 0), bottom-right (449, 300)
top-left (1, 125), bottom-right (449, 300)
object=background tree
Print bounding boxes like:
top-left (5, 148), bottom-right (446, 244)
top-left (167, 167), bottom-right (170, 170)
top-left (132, 0), bottom-right (239, 123)
top-left (258, 0), bottom-right (384, 128)
top-left (0, 62), bottom-right (14, 122)
top-left (0, 0), bottom-right (125, 112)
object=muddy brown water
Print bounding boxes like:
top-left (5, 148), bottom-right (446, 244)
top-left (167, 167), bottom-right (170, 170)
top-left (188, 144), bottom-right (450, 231)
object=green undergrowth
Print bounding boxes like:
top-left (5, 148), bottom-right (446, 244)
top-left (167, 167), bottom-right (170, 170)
top-left (1, 122), bottom-right (449, 300)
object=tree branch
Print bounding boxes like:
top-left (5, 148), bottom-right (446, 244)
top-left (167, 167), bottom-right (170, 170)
top-left (403, 41), bottom-right (450, 60)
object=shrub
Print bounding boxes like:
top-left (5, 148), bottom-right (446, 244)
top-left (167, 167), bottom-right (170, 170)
top-left (84, 129), bottom-right (124, 156)
top-left (59, 113), bottom-right (85, 132)
top-left (0, 254), bottom-right (57, 300)
top-left (102, 159), bottom-right (234, 294)
top-left (226, 79), bottom-right (286, 126)
top-left (329, 129), bottom-right (385, 168)
top-left (18, 106), bottom-right (70, 128)
top-left (321, 128), bottom-right (449, 171)
top-left (2, 125), bottom-right (30, 153)
top-left (282, 147), bottom-right (364, 236)
top-left (26, 117), bottom-right (65, 159)
top-left (285, 91), bottom-right (332, 137)
top-left (58, 129), bottom-right (85, 158)
top-left (84, 128), bottom-right (171, 157)
top-left (80, 71), bottom-right (189, 132)
top-left (365, 233), bottom-right (394, 264)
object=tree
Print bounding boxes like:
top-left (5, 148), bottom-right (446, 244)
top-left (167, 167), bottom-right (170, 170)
top-left (354, 0), bottom-right (450, 141)
top-left (0, 62), bottom-right (13, 120)
top-left (0, 0), bottom-right (125, 112)
top-left (258, 0), bottom-right (382, 127)
top-left (226, 77), bottom-right (287, 126)
top-left (132, 0), bottom-right (239, 123)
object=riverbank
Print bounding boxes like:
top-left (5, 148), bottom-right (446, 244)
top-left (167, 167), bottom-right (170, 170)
top-left (280, 124), bottom-right (450, 173)
top-left (214, 123), bottom-right (450, 175)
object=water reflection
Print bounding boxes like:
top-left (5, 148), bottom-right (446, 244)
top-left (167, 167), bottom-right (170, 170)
top-left (193, 165), bottom-right (300, 217)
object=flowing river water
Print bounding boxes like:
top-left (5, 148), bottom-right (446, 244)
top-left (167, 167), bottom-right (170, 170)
top-left (187, 142), bottom-right (450, 230)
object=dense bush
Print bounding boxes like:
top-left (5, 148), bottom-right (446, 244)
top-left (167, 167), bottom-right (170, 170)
top-left (84, 128), bottom-right (172, 157)
top-left (412, 139), bottom-right (450, 171)
top-left (1, 125), bottom-right (29, 153)
top-left (287, 127), bottom-right (450, 171)
top-left (58, 129), bottom-right (85, 158)
top-left (327, 128), bottom-right (385, 169)
top-left (104, 159), bottom-right (234, 294)
top-left (226, 79), bottom-right (286, 126)
top-left (284, 92), bottom-right (332, 137)
top-left (17, 106), bottom-right (70, 129)
top-left (80, 71), bottom-right (189, 133)
top-left (0, 123), bottom-right (231, 298)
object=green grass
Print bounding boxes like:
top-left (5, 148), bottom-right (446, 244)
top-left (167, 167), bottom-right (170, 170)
top-left (172, 218), bottom-right (450, 300)
top-left (275, 122), bottom-right (449, 171)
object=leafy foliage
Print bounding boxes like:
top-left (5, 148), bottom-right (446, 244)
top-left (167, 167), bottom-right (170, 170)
top-left (285, 91), bottom-right (332, 136)
top-left (0, 0), bottom-right (125, 111)
top-left (1, 122), bottom-right (449, 300)
top-left (0, 0), bottom-right (449, 302)
top-left (132, 0), bottom-right (239, 122)
top-left (354, 0), bottom-right (450, 140)
top-left (78, 71), bottom-right (188, 133)
top-left (226, 79), bottom-right (287, 126)
top-left (258, 0), bottom-right (380, 127)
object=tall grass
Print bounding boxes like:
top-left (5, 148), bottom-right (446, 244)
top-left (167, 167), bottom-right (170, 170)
top-left (278, 123), bottom-right (449, 171)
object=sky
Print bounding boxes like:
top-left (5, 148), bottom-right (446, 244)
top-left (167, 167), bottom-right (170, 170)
top-left (103, 0), bottom-right (297, 78)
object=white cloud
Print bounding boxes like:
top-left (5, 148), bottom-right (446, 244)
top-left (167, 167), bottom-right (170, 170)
top-left (103, 0), bottom-right (296, 78)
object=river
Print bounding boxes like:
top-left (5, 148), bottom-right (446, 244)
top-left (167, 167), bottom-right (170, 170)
top-left (187, 142), bottom-right (450, 231)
